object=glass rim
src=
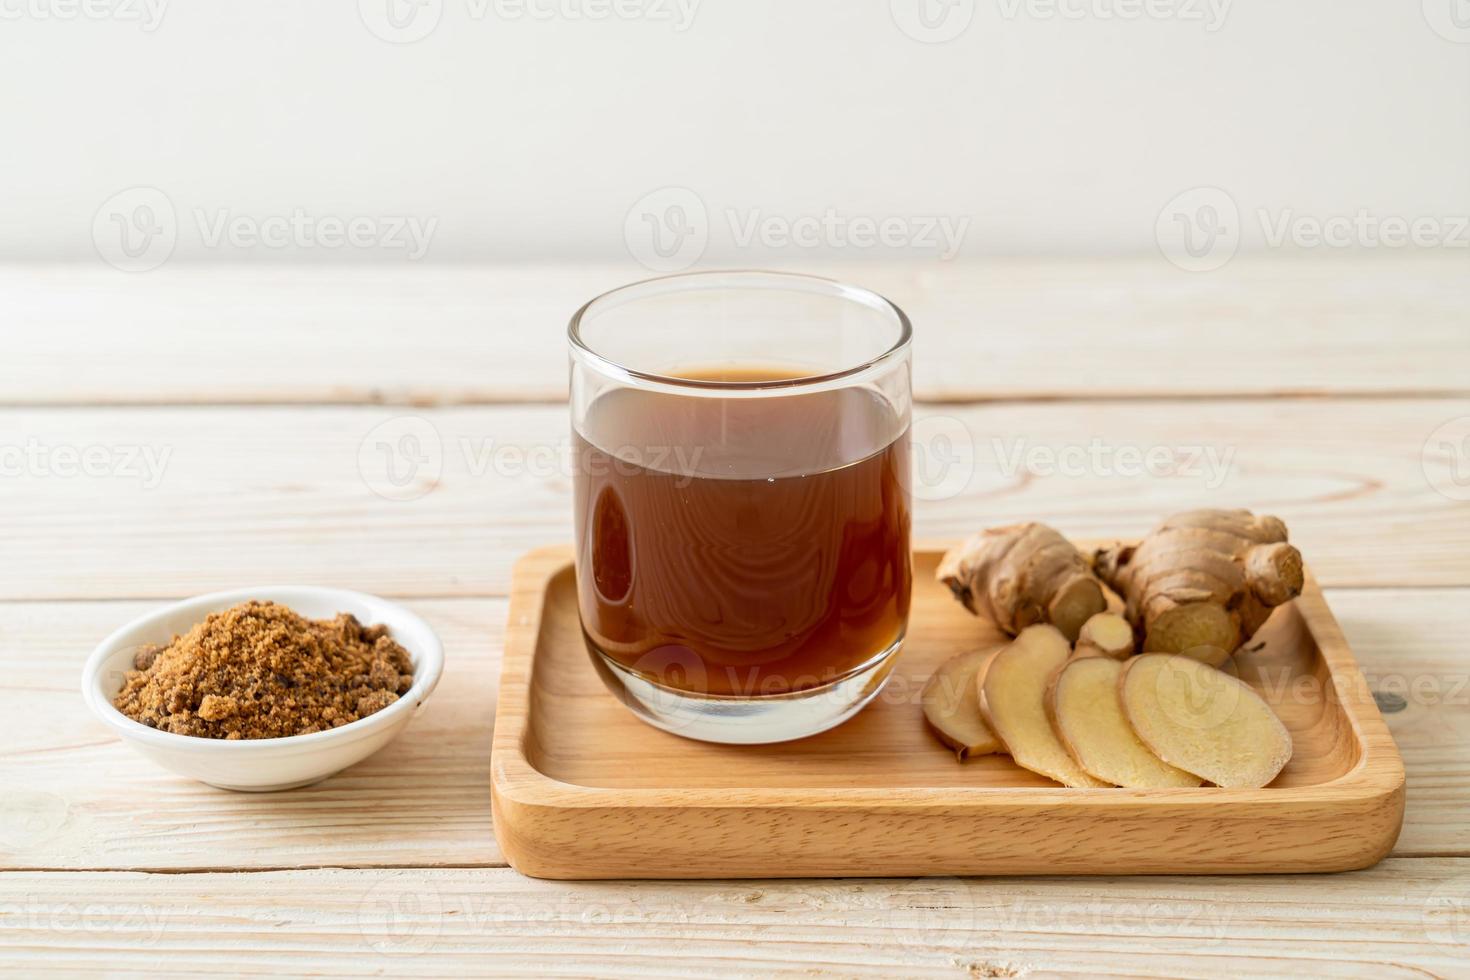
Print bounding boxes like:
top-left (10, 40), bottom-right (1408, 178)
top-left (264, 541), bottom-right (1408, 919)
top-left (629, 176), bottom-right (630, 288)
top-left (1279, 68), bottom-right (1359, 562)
top-left (567, 269), bottom-right (913, 394)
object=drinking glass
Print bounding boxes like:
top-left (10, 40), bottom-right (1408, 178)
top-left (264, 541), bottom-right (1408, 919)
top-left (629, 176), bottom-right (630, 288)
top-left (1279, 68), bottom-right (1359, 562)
top-left (568, 271), bottom-right (913, 743)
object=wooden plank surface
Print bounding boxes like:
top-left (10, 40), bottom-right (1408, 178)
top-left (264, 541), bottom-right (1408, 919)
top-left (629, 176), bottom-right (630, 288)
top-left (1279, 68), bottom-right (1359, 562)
top-left (0, 599), bottom-right (503, 871)
top-left (4, 256), bottom-right (1467, 405)
top-left (2, 861), bottom-right (1467, 976)
top-left (2, 397), bottom-right (1467, 601)
top-left (2, 588), bottom-right (1462, 872)
top-left (4, 257), bottom-right (1468, 974)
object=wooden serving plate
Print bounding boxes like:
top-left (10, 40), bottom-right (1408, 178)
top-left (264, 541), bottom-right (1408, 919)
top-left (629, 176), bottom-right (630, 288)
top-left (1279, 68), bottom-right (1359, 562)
top-left (492, 544), bottom-right (1404, 879)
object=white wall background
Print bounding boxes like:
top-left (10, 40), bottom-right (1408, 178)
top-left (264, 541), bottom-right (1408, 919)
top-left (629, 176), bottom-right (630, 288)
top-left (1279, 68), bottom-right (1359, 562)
top-left (2, 0), bottom-right (1467, 265)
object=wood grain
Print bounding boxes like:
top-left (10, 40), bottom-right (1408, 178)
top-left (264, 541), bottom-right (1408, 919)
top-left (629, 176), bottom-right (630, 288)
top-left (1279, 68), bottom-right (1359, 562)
top-left (3, 588), bottom-right (1461, 872)
top-left (1, 861), bottom-right (1466, 976)
top-left (0, 599), bottom-right (503, 871)
top-left (1344, 588), bottom-right (1470, 860)
top-left (5, 256), bottom-right (1466, 970)
top-left (491, 547), bottom-right (1404, 879)
top-left (5, 256), bottom-right (1467, 405)
top-left (2, 396), bottom-right (1465, 601)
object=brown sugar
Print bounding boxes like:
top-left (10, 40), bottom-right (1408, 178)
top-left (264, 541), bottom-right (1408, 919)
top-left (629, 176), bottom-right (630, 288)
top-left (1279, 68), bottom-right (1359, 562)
top-left (112, 600), bottom-right (415, 740)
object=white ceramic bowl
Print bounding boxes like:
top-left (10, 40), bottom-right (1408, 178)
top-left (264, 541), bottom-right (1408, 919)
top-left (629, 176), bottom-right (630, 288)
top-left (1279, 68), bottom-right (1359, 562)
top-left (82, 586), bottom-right (444, 792)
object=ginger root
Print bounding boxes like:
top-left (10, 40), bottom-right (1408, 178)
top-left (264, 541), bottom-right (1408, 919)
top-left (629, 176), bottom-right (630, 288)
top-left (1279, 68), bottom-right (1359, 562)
top-left (937, 523), bottom-right (1108, 642)
top-left (1093, 509), bottom-right (1303, 655)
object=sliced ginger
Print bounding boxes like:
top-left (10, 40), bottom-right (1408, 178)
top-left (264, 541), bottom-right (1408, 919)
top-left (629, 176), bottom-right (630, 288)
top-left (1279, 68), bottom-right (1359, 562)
top-left (978, 625), bottom-right (1110, 787)
top-left (1047, 657), bottom-right (1200, 788)
top-left (922, 647), bottom-right (1004, 760)
top-left (1072, 612), bottom-right (1134, 660)
top-left (1120, 654), bottom-right (1292, 788)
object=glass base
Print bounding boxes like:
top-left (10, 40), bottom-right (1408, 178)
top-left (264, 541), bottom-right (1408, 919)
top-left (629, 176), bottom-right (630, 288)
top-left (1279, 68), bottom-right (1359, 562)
top-left (586, 635), bottom-right (905, 745)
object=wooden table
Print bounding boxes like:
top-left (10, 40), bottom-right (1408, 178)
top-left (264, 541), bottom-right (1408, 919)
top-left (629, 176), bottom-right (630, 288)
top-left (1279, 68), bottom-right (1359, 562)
top-left (2, 256), bottom-right (1467, 976)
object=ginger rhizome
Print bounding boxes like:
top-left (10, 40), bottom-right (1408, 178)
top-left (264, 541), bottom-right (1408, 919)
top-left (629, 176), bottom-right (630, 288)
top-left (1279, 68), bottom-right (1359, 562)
top-left (1093, 509), bottom-right (1303, 655)
top-left (937, 523), bottom-right (1107, 642)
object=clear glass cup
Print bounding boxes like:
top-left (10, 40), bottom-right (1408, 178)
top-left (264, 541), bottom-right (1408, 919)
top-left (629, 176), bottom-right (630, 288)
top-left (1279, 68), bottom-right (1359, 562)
top-left (568, 271), bottom-right (913, 743)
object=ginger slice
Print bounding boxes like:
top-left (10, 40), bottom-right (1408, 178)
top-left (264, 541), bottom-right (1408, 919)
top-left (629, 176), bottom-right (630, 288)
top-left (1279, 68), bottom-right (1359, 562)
top-left (1120, 654), bottom-right (1292, 788)
top-left (1071, 612), bottom-right (1135, 660)
top-left (1047, 657), bottom-right (1200, 788)
top-left (938, 523), bottom-right (1107, 642)
top-left (922, 647), bottom-right (1004, 760)
top-left (978, 625), bottom-right (1111, 787)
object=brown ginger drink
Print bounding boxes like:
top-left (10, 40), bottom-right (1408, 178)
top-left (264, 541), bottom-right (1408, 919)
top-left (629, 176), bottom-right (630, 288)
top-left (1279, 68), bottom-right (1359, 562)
top-left (573, 366), bottom-right (912, 697)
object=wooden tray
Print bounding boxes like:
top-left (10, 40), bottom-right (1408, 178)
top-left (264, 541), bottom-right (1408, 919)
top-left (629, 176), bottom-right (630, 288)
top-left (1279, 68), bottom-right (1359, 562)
top-left (492, 544), bottom-right (1404, 879)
